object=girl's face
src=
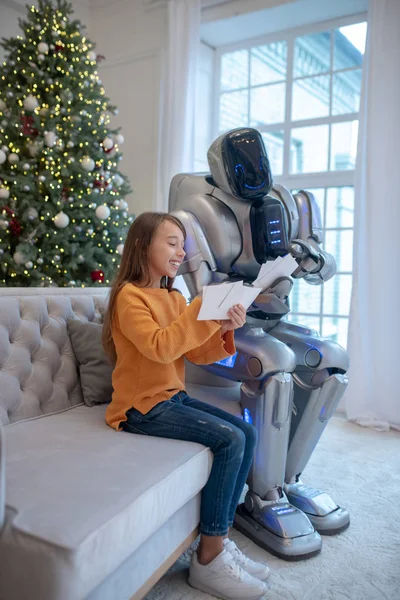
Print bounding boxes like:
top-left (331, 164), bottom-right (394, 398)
top-left (148, 220), bottom-right (186, 287)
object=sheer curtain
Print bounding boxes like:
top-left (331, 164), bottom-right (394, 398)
top-left (156, 0), bottom-right (201, 211)
top-left (344, 0), bottom-right (400, 431)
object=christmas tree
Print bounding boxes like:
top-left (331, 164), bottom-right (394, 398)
top-left (0, 0), bottom-right (132, 287)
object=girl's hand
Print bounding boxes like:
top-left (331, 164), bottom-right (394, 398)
top-left (220, 304), bottom-right (246, 335)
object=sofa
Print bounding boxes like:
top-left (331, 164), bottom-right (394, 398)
top-left (0, 287), bottom-right (242, 600)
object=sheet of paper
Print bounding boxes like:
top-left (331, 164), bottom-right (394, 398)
top-left (253, 254), bottom-right (298, 290)
top-left (197, 281), bottom-right (260, 321)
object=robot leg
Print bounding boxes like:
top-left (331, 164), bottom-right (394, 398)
top-left (222, 328), bottom-right (322, 560)
top-left (235, 374), bottom-right (322, 560)
top-left (270, 321), bottom-right (350, 535)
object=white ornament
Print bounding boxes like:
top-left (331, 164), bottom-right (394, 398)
top-left (22, 162), bottom-right (30, 170)
top-left (51, 30), bottom-right (59, 37)
top-left (35, 24), bottom-right (41, 31)
top-left (0, 150), bottom-right (6, 165)
top-left (25, 261), bottom-right (33, 269)
top-left (95, 205), bottom-right (111, 220)
top-left (119, 200), bottom-right (128, 210)
top-left (116, 244), bottom-right (124, 255)
top-left (8, 153), bottom-right (20, 164)
top-left (1, 145), bottom-right (8, 153)
top-left (0, 99), bottom-right (6, 111)
top-left (38, 42), bottom-right (49, 54)
top-left (77, 254), bottom-right (85, 263)
top-left (67, 141), bottom-right (74, 148)
top-left (13, 251), bottom-right (25, 265)
top-left (0, 219), bottom-right (9, 230)
top-left (87, 228), bottom-right (94, 235)
top-left (27, 207), bottom-right (38, 220)
top-left (102, 137), bottom-right (113, 150)
top-left (114, 134), bottom-right (124, 145)
top-left (23, 95), bottom-right (39, 111)
top-left (23, 185), bottom-right (30, 192)
top-left (67, 280), bottom-right (76, 287)
top-left (38, 175), bottom-right (46, 182)
top-left (38, 54), bottom-right (45, 61)
top-left (113, 199), bottom-right (120, 207)
top-left (81, 156), bottom-right (95, 171)
top-left (37, 257), bottom-right (43, 265)
top-left (6, 91), bottom-right (13, 98)
top-left (114, 174), bottom-right (124, 187)
top-left (0, 188), bottom-right (9, 200)
top-left (88, 50), bottom-right (97, 62)
top-left (27, 142), bottom-right (41, 157)
top-left (54, 211), bottom-right (70, 228)
top-left (44, 131), bottom-right (57, 147)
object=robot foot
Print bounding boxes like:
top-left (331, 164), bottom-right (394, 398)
top-left (284, 481), bottom-right (350, 535)
top-left (233, 491), bottom-right (322, 561)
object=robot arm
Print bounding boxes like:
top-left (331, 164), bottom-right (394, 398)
top-left (170, 208), bottom-right (218, 298)
top-left (271, 185), bottom-right (336, 284)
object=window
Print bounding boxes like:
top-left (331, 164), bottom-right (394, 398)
top-left (214, 17), bottom-right (367, 347)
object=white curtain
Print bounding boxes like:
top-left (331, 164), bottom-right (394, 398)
top-left (156, 0), bottom-right (201, 211)
top-left (344, 0), bottom-right (400, 431)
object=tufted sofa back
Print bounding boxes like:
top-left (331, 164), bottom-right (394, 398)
top-left (0, 288), bottom-right (109, 426)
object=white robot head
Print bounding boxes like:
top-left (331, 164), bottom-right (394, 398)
top-left (207, 128), bottom-right (273, 200)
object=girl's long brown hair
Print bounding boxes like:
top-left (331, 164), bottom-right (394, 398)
top-left (102, 212), bottom-right (186, 364)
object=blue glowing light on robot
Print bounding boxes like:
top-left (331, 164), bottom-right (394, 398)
top-left (234, 163), bottom-right (268, 190)
top-left (243, 408), bottom-right (253, 424)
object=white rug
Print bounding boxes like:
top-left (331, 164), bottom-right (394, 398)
top-left (144, 416), bottom-right (400, 600)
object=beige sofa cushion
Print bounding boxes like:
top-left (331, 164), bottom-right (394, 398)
top-left (0, 404), bottom-right (212, 600)
top-left (67, 319), bottom-right (113, 406)
top-left (0, 290), bottom-right (108, 426)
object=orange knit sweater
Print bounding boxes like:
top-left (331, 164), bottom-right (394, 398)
top-left (105, 283), bottom-right (236, 430)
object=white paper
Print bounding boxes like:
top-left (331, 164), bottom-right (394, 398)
top-left (197, 254), bottom-right (298, 320)
top-left (252, 254), bottom-right (298, 290)
top-left (197, 281), bottom-right (260, 321)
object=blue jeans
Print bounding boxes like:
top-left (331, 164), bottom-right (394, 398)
top-left (122, 391), bottom-right (257, 536)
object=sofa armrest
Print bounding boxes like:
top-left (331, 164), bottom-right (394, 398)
top-left (0, 421), bottom-right (5, 530)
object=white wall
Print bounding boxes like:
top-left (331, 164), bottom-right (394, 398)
top-left (90, 0), bottom-right (167, 217)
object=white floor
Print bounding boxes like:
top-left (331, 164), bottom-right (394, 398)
top-left (144, 416), bottom-right (400, 600)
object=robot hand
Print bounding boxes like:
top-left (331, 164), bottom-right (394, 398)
top-left (290, 240), bottom-right (336, 284)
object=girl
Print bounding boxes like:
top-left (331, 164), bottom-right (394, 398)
top-left (102, 212), bottom-right (269, 600)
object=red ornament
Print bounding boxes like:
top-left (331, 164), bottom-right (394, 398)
top-left (104, 144), bottom-right (114, 154)
top-left (55, 43), bottom-right (64, 53)
top-left (21, 115), bottom-right (38, 138)
top-left (93, 177), bottom-right (110, 191)
top-left (1, 205), bottom-right (22, 237)
top-left (91, 270), bottom-right (105, 283)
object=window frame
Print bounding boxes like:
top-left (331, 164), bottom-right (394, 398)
top-left (212, 12), bottom-right (367, 346)
top-left (212, 11), bottom-right (367, 190)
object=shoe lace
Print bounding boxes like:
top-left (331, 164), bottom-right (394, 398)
top-left (223, 559), bottom-right (246, 582)
top-left (229, 543), bottom-right (250, 566)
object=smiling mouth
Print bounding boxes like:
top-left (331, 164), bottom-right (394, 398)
top-left (170, 261), bottom-right (181, 268)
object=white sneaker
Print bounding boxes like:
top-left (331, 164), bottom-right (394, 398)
top-left (224, 539), bottom-right (270, 581)
top-left (188, 548), bottom-right (267, 600)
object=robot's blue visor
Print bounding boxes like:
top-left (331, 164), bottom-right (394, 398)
top-left (223, 129), bottom-right (273, 200)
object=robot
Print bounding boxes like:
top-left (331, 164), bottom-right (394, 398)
top-left (169, 128), bottom-right (350, 561)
